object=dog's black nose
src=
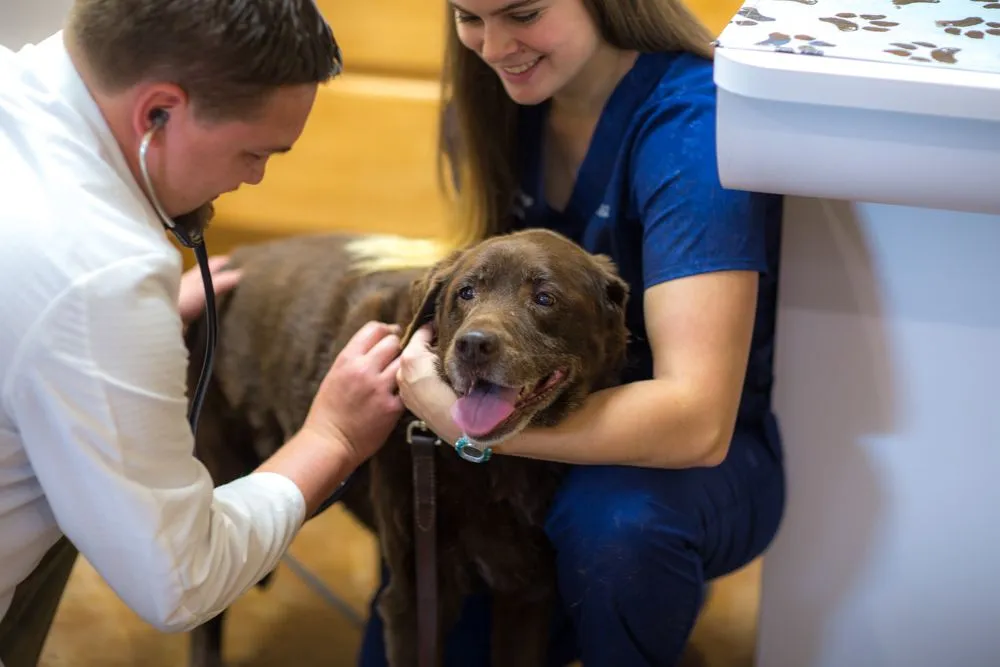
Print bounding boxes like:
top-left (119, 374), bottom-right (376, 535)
top-left (455, 330), bottom-right (500, 366)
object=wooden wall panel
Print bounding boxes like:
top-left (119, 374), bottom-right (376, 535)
top-left (689, 0), bottom-right (745, 36)
top-left (311, 0), bottom-right (743, 79)
top-left (211, 73), bottom-right (450, 239)
top-left (315, 0), bottom-right (447, 79)
top-left (209, 0), bottom-right (746, 243)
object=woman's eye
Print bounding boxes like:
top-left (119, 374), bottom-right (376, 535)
top-left (509, 10), bottom-right (540, 23)
top-left (534, 291), bottom-right (554, 307)
top-left (455, 9), bottom-right (539, 26)
top-left (458, 286), bottom-right (476, 300)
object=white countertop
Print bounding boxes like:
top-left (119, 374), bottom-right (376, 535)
top-left (716, 0), bottom-right (1000, 75)
top-left (712, 0), bottom-right (1000, 214)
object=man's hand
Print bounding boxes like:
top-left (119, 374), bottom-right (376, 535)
top-left (178, 255), bottom-right (242, 327)
top-left (258, 321), bottom-right (406, 517)
top-left (304, 321), bottom-right (406, 468)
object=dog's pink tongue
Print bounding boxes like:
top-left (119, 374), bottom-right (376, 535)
top-left (451, 383), bottom-right (519, 437)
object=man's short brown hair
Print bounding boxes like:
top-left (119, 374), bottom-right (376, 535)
top-left (67, 0), bottom-right (343, 121)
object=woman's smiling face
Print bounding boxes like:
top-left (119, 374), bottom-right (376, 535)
top-left (450, 0), bottom-right (604, 106)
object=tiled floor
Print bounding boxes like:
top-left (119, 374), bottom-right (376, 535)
top-left (39, 505), bottom-right (762, 667)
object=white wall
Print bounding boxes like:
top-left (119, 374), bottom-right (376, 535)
top-left (0, 0), bottom-right (73, 50)
top-left (758, 196), bottom-right (1000, 666)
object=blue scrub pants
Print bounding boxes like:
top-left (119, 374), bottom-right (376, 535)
top-left (357, 415), bottom-right (785, 667)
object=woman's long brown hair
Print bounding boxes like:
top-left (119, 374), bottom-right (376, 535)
top-left (347, 0), bottom-right (715, 272)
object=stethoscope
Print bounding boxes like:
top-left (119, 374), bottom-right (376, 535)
top-left (137, 109), bottom-right (351, 513)
top-left (138, 108), bottom-right (217, 435)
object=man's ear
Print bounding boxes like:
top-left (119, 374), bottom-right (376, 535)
top-left (400, 249), bottom-right (464, 348)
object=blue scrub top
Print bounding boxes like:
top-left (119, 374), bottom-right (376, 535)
top-left (511, 50), bottom-right (784, 438)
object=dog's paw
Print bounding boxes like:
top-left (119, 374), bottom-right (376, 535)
top-left (756, 31), bottom-right (836, 55)
top-left (937, 16), bottom-right (1000, 39)
top-left (883, 41), bottom-right (962, 63)
top-left (731, 6), bottom-right (777, 27)
top-left (819, 12), bottom-right (900, 33)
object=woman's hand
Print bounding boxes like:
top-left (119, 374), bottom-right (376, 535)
top-left (397, 324), bottom-right (462, 444)
top-left (178, 255), bottom-right (242, 327)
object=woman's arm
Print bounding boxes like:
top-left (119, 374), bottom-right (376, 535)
top-left (398, 268), bottom-right (757, 469)
top-left (493, 269), bottom-right (758, 467)
top-left (398, 74), bottom-right (772, 469)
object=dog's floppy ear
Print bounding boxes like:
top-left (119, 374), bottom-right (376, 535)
top-left (591, 253), bottom-right (630, 314)
top-left (400, 249), bottom-right (464, 348)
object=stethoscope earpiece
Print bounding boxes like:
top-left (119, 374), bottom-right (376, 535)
top-left (149, 108), bottom-right (169, 129)
top-left (137, 105), bottom-right (215, 435)
top-left (138, 110), bottom-right (201, 248)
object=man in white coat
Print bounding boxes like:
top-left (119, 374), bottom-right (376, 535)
top-left (0, 2), bottom-right (406, 664)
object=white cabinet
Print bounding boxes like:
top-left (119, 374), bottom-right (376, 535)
top-left (714, 2), bottom-right (1000, 665)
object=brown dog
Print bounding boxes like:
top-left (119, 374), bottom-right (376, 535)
top-left (184, 228), bottom-right (630, 667)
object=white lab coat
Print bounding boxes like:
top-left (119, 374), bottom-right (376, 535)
top-left (0, 32), bottom-right (306, 635)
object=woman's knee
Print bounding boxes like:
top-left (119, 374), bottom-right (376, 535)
top-left (544, 430), bottom-right (786, 590)
top-left (545, 466), bottom-right (705, 594)
top-left (544, 466), bottom-right (709, 664)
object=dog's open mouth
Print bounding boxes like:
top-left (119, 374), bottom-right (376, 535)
top-left (450, 369), bottom-right (567, 439)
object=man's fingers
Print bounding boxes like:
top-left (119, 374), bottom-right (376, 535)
top-left (207, 255), bottom-right (232, 272)
top-left (387, 392), bottom-right (405, 413)
top-left (211, 269), bottom-right (242, 295)
top-left (367, 330), bottom-right (402, 371)
top-left (382, 356), bottom-right (403, 386)
top-left (342, 321), bottom-right (399, 357)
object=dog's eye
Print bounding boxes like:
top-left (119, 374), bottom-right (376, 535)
top-left (534, 291), bottom-right (555, 307)
top-left (458, 286), bottom-right (475, 301)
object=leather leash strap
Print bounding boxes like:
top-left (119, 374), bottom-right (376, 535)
top-left (407, 420), bottom-right (439, 667)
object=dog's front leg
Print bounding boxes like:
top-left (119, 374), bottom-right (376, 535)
top-left (370, 453), bottom-right (423, 667)
top-left (376, 555), bottom-right (422, 667)
top-left (490, 589), bottom-right (554, 667)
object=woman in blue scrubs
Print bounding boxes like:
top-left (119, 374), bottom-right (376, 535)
top-left (367, 1), bottom-right (787, 664)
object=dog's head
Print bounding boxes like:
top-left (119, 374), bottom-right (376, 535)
top-left (400, 228), bottom-right (630, 447)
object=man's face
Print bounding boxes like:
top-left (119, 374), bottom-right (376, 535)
top-left (152, 84), bottom-right (318, 218)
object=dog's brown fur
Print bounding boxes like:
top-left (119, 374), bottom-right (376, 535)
top-left (184, 228), bottom-right (630, 667)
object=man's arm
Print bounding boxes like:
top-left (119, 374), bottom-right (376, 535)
top-left (5, 253), bottom-right (308, 632)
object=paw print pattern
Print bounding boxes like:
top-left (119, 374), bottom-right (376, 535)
top-left (820, 13), bottom-right (900, 32)
top-left (971, 0), bottom-right (1000, 9)
top-left (733, 6), bottom-right (776, 26)
top-left (937, 17), bottom-right (1000, 38)
top-left (756, 31), bottom-right (836, 55)
top-left (884, 41), bottom-right (961, 63)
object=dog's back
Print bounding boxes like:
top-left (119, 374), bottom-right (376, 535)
top-left (183, 232), bottom-right (420, 546)
top-left (188, 233), bottom-right (418, 455)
